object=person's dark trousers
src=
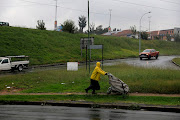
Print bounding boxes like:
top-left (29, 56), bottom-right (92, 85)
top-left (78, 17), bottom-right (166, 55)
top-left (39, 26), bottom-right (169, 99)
top-left (85, 79), bottom-right (100, 94)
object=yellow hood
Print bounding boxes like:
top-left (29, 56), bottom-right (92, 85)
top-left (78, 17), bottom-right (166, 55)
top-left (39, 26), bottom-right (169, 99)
top-left (96, 62), bottom-right (101, 67)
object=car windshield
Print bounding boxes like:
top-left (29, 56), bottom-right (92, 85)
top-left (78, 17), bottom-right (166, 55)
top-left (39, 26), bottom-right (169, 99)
top-left (143, 50), bottom-right (150, 52)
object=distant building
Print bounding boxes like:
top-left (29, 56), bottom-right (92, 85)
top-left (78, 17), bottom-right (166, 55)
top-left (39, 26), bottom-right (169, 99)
top-left (149, 27), bottom-right (180, 41)
top-left (102, 27), bottom-right (180, 41)
top-left (174, 27), bottom-right (180, 35)
top-left (103, 29), bottom-right (138, 39)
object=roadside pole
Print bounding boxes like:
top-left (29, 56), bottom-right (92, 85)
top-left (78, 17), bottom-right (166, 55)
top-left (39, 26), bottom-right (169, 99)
top-left (88, 0), bottom-right (90, 74)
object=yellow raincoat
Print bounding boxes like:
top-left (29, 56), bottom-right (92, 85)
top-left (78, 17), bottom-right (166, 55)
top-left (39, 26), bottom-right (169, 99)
top-left (90, 62), bottom-right (107, 81)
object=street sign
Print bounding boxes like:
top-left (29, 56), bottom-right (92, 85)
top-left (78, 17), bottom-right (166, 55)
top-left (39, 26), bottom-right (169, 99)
top-left (80, 37), bottom-right (94, 49)
top-left (88, 45), bottom-right (103, 49)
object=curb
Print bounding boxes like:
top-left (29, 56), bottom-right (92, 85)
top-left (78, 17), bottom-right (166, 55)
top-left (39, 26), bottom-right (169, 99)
top-left (0, 100), bottom-right (179, 113)
top-left (171, 59), bottom-right (180, 67)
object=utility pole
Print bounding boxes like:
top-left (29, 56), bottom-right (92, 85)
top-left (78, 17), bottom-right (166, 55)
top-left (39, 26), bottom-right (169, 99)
top-left (148, 16), bottom-right (151, 40)
top-left (88, 0), bottom-right (90, 74)
top-left (109, 9), bottom-right (112, 32)
top-left (54, 0), bottom-right (58, 30)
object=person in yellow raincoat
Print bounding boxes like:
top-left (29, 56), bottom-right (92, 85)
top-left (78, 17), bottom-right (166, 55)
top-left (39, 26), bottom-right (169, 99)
top-left (85, 62), bottom-right (108, 94)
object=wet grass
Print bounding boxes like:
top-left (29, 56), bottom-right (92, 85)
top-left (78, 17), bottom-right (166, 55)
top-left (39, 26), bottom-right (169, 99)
top-left (0, 95), bottom-right (179, 106)
top-left (0, 64), bottom-right (180, 94)
top-left (173, 58), bottom-right (180, 66)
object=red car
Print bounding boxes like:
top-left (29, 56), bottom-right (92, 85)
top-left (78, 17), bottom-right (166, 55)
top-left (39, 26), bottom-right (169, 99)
top-left (139, 49), bottom-right (159, 60)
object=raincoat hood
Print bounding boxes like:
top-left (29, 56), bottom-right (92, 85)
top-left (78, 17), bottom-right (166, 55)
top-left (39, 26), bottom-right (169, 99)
top-left (96, 62), bottom-right (101, 67)
top-left (91, 62), bottom-right (106, 81)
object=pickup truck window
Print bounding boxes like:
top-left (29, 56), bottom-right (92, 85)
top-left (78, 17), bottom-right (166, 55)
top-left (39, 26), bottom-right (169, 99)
top-left (2, 59), bottom-right (8, 64)
top-left (143, 50), bottom-right (150, 52)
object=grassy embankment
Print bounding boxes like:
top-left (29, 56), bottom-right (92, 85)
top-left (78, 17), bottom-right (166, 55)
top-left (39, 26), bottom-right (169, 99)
top-left (173, 58), bottom-right (180, 66)
top-left (0, 26), bottom-right (180, 65)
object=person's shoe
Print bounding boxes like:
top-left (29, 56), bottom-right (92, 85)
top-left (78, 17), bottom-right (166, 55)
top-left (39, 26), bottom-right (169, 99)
top-left (85, 89), bottom-right (88, 93)
top-left (92, 91), bottom-right (96, 94)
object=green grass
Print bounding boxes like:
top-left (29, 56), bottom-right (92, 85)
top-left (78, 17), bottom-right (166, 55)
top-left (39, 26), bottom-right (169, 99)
top-left (173, 58), bottom-right (180, 66)
top-left (0, 95), bottom-right (179, 106)
top-left (0, 64), bottom-right (179, 94)
top-left (0, 26), bottom-right (180, 65)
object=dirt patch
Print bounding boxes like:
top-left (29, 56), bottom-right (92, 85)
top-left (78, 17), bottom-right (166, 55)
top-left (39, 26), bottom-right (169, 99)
top-left (0, 91), bottom-right (179, 97)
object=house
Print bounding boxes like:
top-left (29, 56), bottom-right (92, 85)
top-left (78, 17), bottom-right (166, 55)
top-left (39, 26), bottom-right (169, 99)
top-left (102, 27), bottom-right (180, 41)
top-left (150, 28), bottom-right (180, 41)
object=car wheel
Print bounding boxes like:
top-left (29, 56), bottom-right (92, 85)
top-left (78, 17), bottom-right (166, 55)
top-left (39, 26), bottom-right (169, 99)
top-left (148, 55), bottom-right (151, 60)
top-left (156, 55), bottom-right (158, 59)
top-left (18, 65), bottom-right (23, 72)
top-left (140, 57), bottom-right (142, 60)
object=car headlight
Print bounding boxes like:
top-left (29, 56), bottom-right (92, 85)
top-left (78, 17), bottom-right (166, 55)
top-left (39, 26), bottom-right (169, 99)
top-left (146, 54), bottom-right (148, 55)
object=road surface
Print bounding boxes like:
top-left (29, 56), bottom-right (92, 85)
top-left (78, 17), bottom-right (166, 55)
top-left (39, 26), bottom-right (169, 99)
top-left (0, 105), bottom-right (180, 120)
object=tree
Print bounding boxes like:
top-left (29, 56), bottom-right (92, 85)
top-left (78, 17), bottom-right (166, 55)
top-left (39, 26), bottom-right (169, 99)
top-left (130, 25), bottom-right (137, 35)
top-left (95, 25), bottom-right (103, 34)
top-left (78, 15), bottom-right (87, 33)
top-left (36, 20), bottom-right (46, 30)
top-left (141, 31), bottom-right (148, 40)
top-left (89, 22), bottom-right (95, 34)
top-left (62, 19), bottom-right (76, 33)
top-left (166, 34), bottom-right (171, 41)
top-left (113, 28), bottom-right (116, 31)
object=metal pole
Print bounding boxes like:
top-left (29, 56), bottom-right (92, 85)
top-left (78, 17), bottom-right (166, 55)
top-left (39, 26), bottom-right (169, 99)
top-left (139, 12), bottom-right (151, 53)
top-left (88, 0), bottom-right (90, 74)
top-left (148, 16), bottom-right (151, 40)
top-left (54, 0), bottom-right (58, 30)
top-left (102, 45), bottom-right (103, 69)
top-left (109, 9), bottom-right (112, 28)
top-left (86, 45), bottom-right (87, 70)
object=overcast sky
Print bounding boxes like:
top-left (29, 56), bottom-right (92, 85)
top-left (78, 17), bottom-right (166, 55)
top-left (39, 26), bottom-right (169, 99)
top-left (0, 0), bottom-right (180, 31)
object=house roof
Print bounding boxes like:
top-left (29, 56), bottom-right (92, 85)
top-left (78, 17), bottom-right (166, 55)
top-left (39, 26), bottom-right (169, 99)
top-left (113, 30), bottom-right (132, 37)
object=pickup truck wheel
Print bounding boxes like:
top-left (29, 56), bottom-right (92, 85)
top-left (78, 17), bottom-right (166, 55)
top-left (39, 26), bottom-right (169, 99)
top-left (156, 55), bottom-right (158, 59)
top-left (148, 55), bottom-right (151, 60)
top-left (18, 65), bottom-right (23, 72)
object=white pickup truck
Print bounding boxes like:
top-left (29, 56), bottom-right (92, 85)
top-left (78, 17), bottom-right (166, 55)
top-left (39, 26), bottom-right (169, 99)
top-left (0, 55), bottom-right (29, 72)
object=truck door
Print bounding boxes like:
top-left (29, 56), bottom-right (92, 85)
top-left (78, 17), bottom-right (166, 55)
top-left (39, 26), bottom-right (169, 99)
top-left (152, 50), bottom-right (155, 56)
top-left (0, 59), bottom-right (11, 70)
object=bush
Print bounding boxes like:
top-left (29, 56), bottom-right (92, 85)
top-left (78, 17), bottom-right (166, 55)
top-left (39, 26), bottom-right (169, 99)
top-left (62, 19), bottom-right (76, 33)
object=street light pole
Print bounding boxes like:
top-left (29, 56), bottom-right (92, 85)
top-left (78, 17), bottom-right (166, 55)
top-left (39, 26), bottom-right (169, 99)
top-left (54, 0), bottom-right (58, 30)
top-left (148, 16), bottom-right (151, 40)
top-left (109, 9), bottom-right (112, 28)
top-left (139, 11), bottom-right (151, 53)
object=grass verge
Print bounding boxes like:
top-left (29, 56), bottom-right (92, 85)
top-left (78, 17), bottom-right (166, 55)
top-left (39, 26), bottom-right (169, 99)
top-left (0, 64), bottom-right (180, 94)
top-left (173, 58), bottom-right (180, 66)
top-left (0, 95), bottom-right (179, 106)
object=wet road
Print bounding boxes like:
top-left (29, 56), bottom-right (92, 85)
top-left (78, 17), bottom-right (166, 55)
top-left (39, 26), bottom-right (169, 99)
top-left (104, 55), bottom-right (180, 70)
top-left (0, 105), bottom-right (180, 120)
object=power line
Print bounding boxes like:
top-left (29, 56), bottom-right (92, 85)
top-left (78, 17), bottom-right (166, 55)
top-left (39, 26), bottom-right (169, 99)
top-left (19, 0), bottom-right (55, 6)
top-left (160, 0), bottom-right (180, 5)
top-left (112, 0), bottom-right (180, 12)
